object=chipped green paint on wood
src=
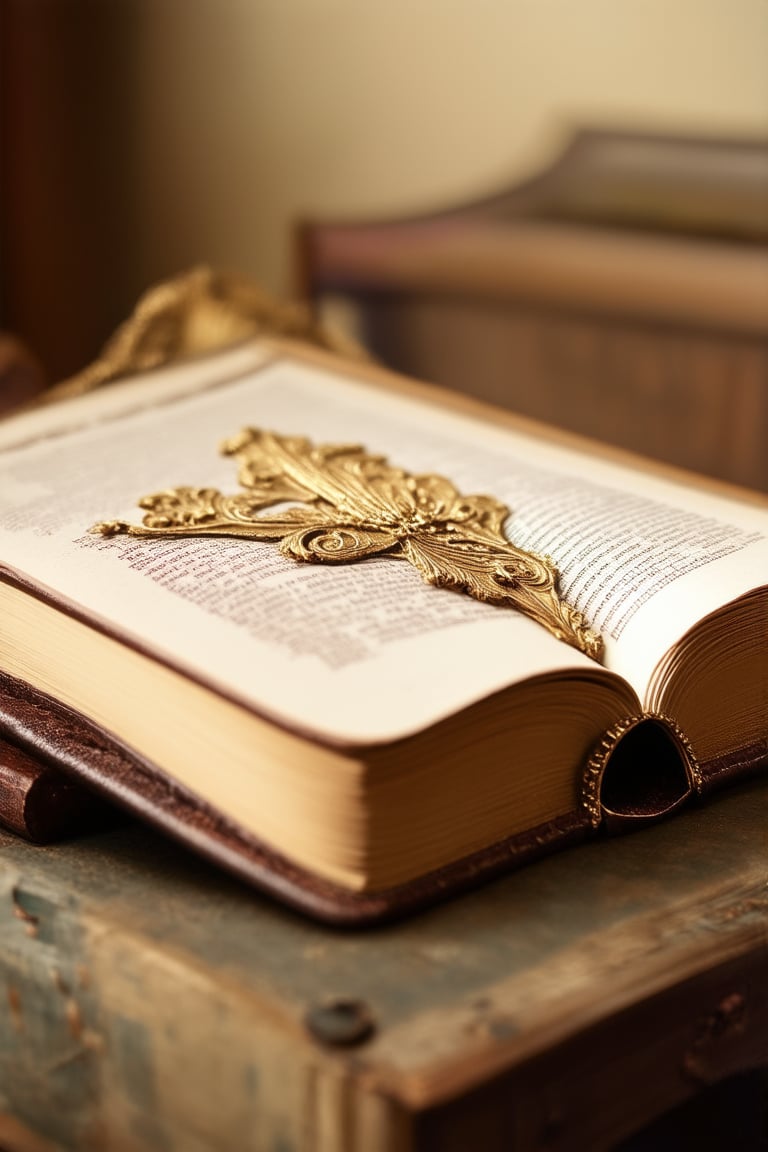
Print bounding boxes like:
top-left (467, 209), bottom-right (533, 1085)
top-left (1, 779), bottom-right (767, 1151)
top-left (0, 868), bottom-right (104, 1150)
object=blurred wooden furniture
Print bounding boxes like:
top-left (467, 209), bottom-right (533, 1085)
top-left (299, 130), bottom-right (768, 491)
top-left (0, 0), bottom-right (141, 384)
top-left (1, 778), bottom-right (766, 1151)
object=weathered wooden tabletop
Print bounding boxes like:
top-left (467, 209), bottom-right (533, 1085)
top-left (1, 778), bottom-right (767, 1152)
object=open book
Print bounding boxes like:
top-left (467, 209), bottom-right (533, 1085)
top-left (0, 339), bottom-right (765, 922)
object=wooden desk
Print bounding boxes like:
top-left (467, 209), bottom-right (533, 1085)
top-left (1, 779), bottom-right (766, 1151)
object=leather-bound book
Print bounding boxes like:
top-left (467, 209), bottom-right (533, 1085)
top-left (0, 336), bottom-right (765, 922)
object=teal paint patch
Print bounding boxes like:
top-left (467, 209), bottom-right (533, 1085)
top-left (10, 885), bottom-right (60, 946)
top-left (0, 872), bottom-right (102, 1150)
top-left (112, 1015), bottom-right (157, 1112)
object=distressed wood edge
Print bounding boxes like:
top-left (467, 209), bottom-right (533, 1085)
top-left (357, 871), bottom-right (768, 1110)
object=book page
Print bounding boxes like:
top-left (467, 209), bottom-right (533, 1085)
top-left (0, 351), bottom-right (765, 741)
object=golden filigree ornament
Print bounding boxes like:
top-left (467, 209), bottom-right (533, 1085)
top-left (92, 429), bottom-right (603, 660)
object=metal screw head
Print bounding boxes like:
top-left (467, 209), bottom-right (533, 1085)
top-left (305, 998), bottom-right (376, 1047)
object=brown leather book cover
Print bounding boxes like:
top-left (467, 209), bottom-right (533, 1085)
top-left (1, 663), bottom-right (764, 924)
top-left (0, 669), bottom-right (590, 924)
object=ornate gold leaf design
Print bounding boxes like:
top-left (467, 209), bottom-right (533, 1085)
top-left (92, 429), bottom-right (603, 660)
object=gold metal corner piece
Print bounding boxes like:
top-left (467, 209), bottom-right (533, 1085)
top-left (92, 429), bottom-right (603, 660)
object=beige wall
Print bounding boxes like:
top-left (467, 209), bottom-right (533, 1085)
top-left (134, 0), bottom-right (768, 295)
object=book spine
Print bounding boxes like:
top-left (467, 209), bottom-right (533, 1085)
top-left (581, 713), bottom-right (700, 832)
top-left (0, 739), bottom-right (54, 840)
top-left (0, 737), bottom-right (113, 843)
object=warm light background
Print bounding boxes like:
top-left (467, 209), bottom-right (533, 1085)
top-left (135, 0), bottom-right (768, 292)
top-left (3, 0), bottom-right (767, 382)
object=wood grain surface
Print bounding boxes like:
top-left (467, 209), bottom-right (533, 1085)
top-left (0, 777), bottom-right (766, 1151)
